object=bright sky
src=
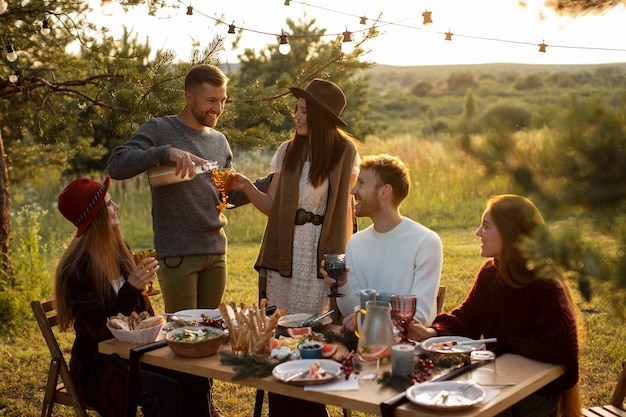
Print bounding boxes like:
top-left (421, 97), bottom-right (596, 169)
top-left (87, 0), bottom-right (626, 67)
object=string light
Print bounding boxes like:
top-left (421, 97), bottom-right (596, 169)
top-left (422, 10), bottom-right (433, 25)
top-left (0, 1), bottom-right (7, 15)
top-left (538, 40), bottom-right (547, 53)
top-left (279, 30), bottom-right (291, 55)
top-left (284, 0), bottom-right (290, 5)
top-left (341, 29), bottom-right (354, 54)
top-left (228, 22), bottom-right (236, 34)
top-left (100, 0), bottom-right (115, 16)
top-left (6, 44), bottom-right (17, 62)
top-left (173, 1), bottom-right (625, 64)
top-left (9, 71), bottom-right (20, 84)
top-left (41, 18), bottom-right (51, 36)
top-left (186, 5), bottom-right (193, 16)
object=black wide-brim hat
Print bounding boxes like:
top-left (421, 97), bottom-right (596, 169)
top-left (290, 78), bottom-right (347, 127)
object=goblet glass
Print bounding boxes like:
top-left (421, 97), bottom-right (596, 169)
top-left (391, 294), bottom-right (417, 344)
top-left (211, 167), bottom-right (235, 210)
top-left (133, 249), bottom-right (161, 296)
top-left (324, 253), bottom-right (346, 298)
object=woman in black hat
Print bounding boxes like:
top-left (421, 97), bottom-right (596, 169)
top-left (232, 78), bottom-right (360, 417)
top-left (55, 177), bottom-right (211, 417)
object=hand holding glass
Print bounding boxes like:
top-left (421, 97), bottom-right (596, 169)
top-left (391, 294), bottom-right (417, 344)
top-left (133, 249), bottom-right (160, 296)
top-left (324, 254), bottom-right (346, 298)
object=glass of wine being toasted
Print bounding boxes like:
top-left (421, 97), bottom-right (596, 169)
top-left (133, 249), bottom-right (161, 296)
top-left (324, 253), bottom-right (346, 298)
top-left (211, 167), bottom-right (235, 210)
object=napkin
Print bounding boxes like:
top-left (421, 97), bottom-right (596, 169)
top-left (480, 388), bottom-right (500, 405)
top-left (304, 374), bottom-right (359, 392)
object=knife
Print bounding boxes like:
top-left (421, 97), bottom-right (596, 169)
top-left (431, 337), bottom-right (497, 349)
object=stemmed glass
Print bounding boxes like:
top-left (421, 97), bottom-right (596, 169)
top-left (324, 254), bottom-right (346, 298)
top-left (133, 249), bottom-right (161, 296)
top-left (391, 294), bottom-right (417, 344)
top-left (211, 167), bottom-right (235, 210)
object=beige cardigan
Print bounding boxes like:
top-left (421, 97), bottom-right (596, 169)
top-left (255, 139), bottom-right (357, 278)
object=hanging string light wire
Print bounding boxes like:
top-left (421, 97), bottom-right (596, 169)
top-left (172, 0), bottom-right (626, 57)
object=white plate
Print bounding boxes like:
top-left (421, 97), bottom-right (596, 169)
top-left (421, 336), bottom-right (485, 354)
top-left (273, 359), bottom-right (341, 386)
top-left (173, 309), bottom-right (222, 321)
top-left (406, 381), bottom-right (486, 410)
top-left (278, 313), bottom-right (332, 328)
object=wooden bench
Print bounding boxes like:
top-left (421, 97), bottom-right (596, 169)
top-left (583, 359), bottom-right (626, 417)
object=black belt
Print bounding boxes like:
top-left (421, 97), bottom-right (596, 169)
top-left (295, 208), bottom-right (324, 226)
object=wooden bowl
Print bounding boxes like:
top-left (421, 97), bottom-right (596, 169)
top-left (165, 326), bottom-right (224, 358)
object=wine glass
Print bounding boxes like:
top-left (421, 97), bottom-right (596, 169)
top-left (324, 253), bottom-right (346, 298)
top-left (211, 167), bottom-right (235, 210)
top-left (133, 249), bottom-right (161, 296)
top-left (391, 294), bottom-right (417, 344)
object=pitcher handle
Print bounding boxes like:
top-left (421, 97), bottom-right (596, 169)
top-left (353, 309), bottom-right (366, 338)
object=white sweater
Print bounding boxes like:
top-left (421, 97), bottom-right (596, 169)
top-left (337, 218), bottom-right (443, 326)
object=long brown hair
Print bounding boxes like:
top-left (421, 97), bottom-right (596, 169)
top-left (283, 101), bottom-right (355, 188)
top-left (487, 194), bottom-right (582, 416)
top-left (55, 201), bottom-right (134, 331)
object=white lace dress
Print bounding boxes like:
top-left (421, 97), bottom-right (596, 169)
top-left (265, 158), bottom-right (331, 315)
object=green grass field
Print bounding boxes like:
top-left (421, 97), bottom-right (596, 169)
top-left (0, 135), bottom-right (624, 416)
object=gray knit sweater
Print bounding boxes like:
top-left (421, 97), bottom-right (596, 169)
top-left (107, 115), bottom-right (232, 258)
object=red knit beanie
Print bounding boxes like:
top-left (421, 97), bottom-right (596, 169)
top-left (58, 177), bottom-right (110, 237)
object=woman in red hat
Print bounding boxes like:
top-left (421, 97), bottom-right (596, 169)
top-left (55, 176), bottom-right (210, 417)
top-left (232, 78), bottom-right (360, 417)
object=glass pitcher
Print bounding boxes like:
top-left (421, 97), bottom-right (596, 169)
top-left (353, 300), bottom-right (395, 362)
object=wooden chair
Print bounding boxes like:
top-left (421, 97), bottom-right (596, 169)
top-left (436, 285), bottom-right (446, 314)
top-left (31, 299), bottom-right (91, 417)
top-left (583, 359), bottom-right (626, 417)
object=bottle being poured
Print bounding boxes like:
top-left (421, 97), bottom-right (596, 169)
top-left (147, 161), bottom-right (218, 187)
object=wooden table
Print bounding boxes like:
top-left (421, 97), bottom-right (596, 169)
top-left (99, 338), bottom-right (564, 417)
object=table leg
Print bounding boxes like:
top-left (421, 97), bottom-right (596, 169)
top-left (254, 389), bottom-right (265, 417)
top-left (125, 340), bottom-right (168, 417)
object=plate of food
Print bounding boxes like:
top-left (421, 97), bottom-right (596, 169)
top-left (421, 336), bottom-right (485, 354)
top-left (273, 359), bottom-right (341, 386)
top-left (406, 381), bottom-right (486, 410)
top-left (277, 313), bottom-right (332, 328)
top-left (168, 309), bottom-right (223, 327)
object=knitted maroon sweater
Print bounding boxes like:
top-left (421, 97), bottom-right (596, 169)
top-left (432, 259), bottom-right (579, 397)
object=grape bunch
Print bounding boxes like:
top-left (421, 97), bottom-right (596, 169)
top-left (409, 358), bottom-right (435, 383)
top-left (339, 350), bottom-right (359, 380)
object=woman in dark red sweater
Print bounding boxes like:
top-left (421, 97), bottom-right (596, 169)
top-left (409, 194), bottom-right (581, 417)
top-left (55, 177), bottom-right (210, 417)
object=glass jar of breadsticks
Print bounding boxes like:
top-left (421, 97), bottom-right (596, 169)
top-left (218, 300), bottom-right (284, 357)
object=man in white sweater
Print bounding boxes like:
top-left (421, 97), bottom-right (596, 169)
top-left (322, 154), bottom-right (443, 332)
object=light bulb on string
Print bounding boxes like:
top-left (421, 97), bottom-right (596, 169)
top-left (284, 0), bottom-right (290, 5)
top-left (0, 1), bottom-right (7, 15)
top-left (228, 22), bottom-right (235, 34)
top-left (279, 30), bottom-right (291, 55)
top-left (41, 18), bottom-right (50, 36)
top-left (100, 0), bottom-right (115, 16)
top-left (341, 29), bottom-right (354, 54)
top-left (186, 6), bottom-right (193, 15)
top-left (359, 16), bottom-right (367, 25)
top-left (9, 71), bottom-right (20, 84)
top-left (445, 30), bottom-right (453, 41)
top-left (6, 44), bottom-right (17, 62)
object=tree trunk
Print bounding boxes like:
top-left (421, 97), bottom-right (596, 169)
top-left (0, 131), bottom-right (13, 280)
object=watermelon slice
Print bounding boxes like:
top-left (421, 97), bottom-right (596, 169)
top-left (321, 343), bottom-right (338, 358)
top-left (286, 327), bottom-right (312, 337)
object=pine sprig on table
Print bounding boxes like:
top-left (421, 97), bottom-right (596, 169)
top-left (219, 351), bottom-right (289, 380)
top-left (322, 330), bottom-right (358, 352)
top-left (379, 370), bottom-right (414, 391)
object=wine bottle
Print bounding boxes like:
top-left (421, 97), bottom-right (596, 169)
top-left (147, 162), bottom-right (217, 187)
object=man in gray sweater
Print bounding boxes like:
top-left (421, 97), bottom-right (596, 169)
top-left (108, 64), bottom-right (268, 314)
